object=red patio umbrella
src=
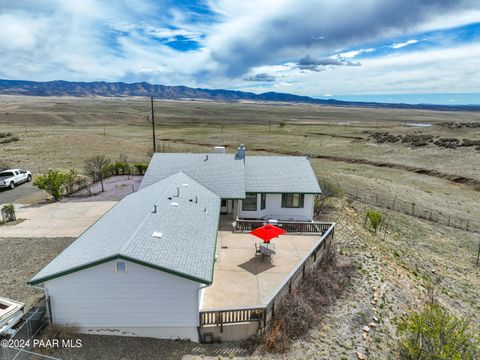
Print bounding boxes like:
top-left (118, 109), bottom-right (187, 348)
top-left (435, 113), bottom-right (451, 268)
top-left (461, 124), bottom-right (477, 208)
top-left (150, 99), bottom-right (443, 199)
top-left (250, 224), bottom-right (286, 243)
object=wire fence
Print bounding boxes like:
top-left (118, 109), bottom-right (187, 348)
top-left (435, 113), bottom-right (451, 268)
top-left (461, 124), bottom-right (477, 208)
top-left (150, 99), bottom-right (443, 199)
top-left (1, 298), bottom-right (60, 360)
top-left (347, 187), bottom-right (480, 233)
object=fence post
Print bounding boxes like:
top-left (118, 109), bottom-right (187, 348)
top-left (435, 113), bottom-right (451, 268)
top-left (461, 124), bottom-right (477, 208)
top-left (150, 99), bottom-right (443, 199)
top-left (448, 215), bottom-right (451, 227)
top-left (392, 195), bottom-right (397, 210)
top-left (466, 219), bottom-right (469, 231)
top-left (429, 209), bottom-right (432, 221)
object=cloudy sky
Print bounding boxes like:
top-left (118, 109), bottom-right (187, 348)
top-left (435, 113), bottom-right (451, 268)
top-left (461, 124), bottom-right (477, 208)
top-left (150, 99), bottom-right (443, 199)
top-left (1, 0), bottom-right (479, 104)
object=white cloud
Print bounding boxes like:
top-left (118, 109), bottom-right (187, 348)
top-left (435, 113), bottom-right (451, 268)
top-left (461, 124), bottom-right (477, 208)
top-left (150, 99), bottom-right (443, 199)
top-left (0, 0), bottom-right (478, 98)
top-left (337, 48), bottom-right (375, 58)
top-left (390, 39), bottom-right (419, 49)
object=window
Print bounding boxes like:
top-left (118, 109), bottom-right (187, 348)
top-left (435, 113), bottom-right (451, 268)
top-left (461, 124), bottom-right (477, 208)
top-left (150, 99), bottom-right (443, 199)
top-left (115, 260), bottom-right (127, 273)
top-left (281, 194), bottom-right (305, 208)
top-left (242, 193), bottom-right (257, 211)
top-left (261, 193), bottom-right (266, 210)
top-left (14, 171), bottom-right (19, 175)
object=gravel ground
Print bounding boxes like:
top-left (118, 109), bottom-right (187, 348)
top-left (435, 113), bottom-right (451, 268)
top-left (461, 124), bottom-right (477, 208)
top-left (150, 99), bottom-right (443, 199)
top-left (48, 334), bottom-right (251, 360)
top-left (0, 237), bottom-right (74, 309)
top-left (64, 176), bottom-right (143, 202)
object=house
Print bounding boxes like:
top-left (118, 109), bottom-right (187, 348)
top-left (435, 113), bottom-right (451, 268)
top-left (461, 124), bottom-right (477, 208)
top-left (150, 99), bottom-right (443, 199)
top-left (141, 145), bottom-right (321, 221)
top-left (28, 145), bottom-right (323, 341)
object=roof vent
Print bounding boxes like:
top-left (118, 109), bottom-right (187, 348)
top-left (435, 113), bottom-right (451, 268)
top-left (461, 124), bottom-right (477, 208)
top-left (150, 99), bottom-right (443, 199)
top-left (152, 205), bottom-right (157, 213)
top-left (182, 183), bottom-right (189, 187)
top-left (204, 207), bottom-right (208, 213)
top-left (171, 202), bottom-right (179, 207)
top-left (152, 232), bottom-right (163, 238)
top-left (204, 154), bottom-right (209, 161)
top-left (173, 187), bottom-right (180, 197)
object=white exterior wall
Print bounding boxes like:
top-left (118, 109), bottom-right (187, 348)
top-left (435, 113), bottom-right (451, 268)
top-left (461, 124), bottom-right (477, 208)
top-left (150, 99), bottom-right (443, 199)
top-left (238, 194), bottom-right (314, 221)
top-left (45, 260), bottom-right (201, 341)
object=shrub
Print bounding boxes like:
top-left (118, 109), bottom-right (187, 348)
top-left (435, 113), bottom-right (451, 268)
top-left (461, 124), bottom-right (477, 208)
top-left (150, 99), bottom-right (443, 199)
top-left (63, 169), bottom-right (90, 195)
top-left (84, 155), bottom-right (111, 192)
top-left (1, 204), bottom-right (16, 223)
top-left (134, 163), bottom-right (148, 175)
top-left (260, 248), bottom-right (356, 353)
top-left (398, 302), bottom-right (479, 360)
top-left (108, 161), bottom-right (131, 176)
top-left (315, 179), bottom-right (343, 214)
top-left (366, 209), bottom-right (382, 232)
top-left (34, 171), bottom-right (71, 201)
top-left (279, 122), bottom-right (286, 128)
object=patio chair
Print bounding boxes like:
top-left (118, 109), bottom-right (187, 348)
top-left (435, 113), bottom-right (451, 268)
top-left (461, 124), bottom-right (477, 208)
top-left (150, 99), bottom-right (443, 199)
top-left (255, 243), bottom-right (262, 256)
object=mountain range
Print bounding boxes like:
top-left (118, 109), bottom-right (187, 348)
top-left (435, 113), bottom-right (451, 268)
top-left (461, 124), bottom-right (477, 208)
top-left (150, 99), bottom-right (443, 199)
top-left (0, 79), bottom-right (479, 111)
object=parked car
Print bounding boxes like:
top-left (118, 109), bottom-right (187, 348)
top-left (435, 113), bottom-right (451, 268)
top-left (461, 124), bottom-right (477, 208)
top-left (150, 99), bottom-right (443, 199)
top-left (0, 169), bottom-right (32, 190)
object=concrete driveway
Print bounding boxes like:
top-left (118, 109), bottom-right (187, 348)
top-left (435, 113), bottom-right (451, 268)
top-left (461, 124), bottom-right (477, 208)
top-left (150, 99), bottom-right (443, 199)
top-left (0, 201), bottom-right (116, 238)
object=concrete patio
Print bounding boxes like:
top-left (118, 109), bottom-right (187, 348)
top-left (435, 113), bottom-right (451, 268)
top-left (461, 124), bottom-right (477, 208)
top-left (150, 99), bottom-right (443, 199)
top-left (201, 217), bottom-right (320, 309)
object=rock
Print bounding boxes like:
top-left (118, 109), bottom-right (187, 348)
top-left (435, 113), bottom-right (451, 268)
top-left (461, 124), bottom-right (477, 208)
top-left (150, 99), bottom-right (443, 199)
top-left (363, 326), bottom-right (370, 333)
top-left (362, 332), bottom-right (368, 340)
top-left (431, 269), bottom-right (436, 274)
top-left (356, 352), bottom-right (366, 360)
top-left (369, 322), bottom-right (377, 328)
top-left (373, 316), bottom-right (379, 322)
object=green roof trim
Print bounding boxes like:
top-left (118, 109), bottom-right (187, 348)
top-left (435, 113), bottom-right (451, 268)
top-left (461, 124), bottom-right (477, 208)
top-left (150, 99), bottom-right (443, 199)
top-left (28, 254), bottom-right (212, 286)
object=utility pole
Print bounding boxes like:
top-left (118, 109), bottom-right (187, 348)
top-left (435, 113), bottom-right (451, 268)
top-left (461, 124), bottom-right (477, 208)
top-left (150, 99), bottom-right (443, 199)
top-left (150, 96), bottom-right (156, 153)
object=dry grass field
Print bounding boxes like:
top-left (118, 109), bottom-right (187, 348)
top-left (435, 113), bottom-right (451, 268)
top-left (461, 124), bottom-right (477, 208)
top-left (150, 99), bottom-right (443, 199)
top-left (1, 95), bottom-right (480, 224)
top-left (1, 95), bottom-right (479, 359)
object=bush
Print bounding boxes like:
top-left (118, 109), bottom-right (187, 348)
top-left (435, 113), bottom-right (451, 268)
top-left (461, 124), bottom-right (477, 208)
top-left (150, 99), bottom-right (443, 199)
top-left (63, 169), bottom-right (90, 195)
top-left (134, 163), bottom-right (148, 175)
top-left (366, 209), bottom-right (382, 232)
top-left (34, 170), bottom-right (71, 201)
top-left (1, 204), bottom-right (16, 223)
top-left (398, 302), bottom-right (479, 360)
top-left (279, 122), bottom-right (286, 128)
top-left (108, 161), bottom-right (131, 176)
top-left (260, 248), bottom-right (356, 352)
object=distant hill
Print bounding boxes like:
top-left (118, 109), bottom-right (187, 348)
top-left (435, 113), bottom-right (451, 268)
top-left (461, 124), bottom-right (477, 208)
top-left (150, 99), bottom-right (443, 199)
top-left (0, 79), bottom-right (479, 112)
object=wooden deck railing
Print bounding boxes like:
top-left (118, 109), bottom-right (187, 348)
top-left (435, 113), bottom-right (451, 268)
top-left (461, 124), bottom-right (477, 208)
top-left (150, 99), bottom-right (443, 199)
top-left (233, 219), bottom-right (332, 234)
top-left (199, 222), bottom-right (335, 334)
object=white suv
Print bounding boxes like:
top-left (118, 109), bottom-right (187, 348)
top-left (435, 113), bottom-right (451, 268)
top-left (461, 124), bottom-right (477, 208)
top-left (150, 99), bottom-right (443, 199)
top-left (0, 169), bottom-right (32, 190)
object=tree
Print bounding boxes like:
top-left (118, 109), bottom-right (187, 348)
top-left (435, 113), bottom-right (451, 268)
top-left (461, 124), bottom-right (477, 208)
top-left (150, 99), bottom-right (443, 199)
top-left (84, 155), bottom-right (111, 192)
top-left (33, 170), bottom-right (70, 201)
top-left (315, 179), bottom-right (343, 214)
top-left (366, 209), bottom-right (382, 232)
top-left (398, 301), bottom-right (479, 360)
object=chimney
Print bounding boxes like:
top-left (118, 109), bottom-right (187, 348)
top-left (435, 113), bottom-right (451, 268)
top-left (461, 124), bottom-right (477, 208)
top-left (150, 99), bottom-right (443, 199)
top-left (204, 154), bottom-right (209, 161)
top-left (234, 144), bottom-right (246, 160)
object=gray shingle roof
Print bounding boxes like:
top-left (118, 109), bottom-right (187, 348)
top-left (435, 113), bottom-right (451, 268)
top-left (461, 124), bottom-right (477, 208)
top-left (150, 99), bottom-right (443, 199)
top-left (29, 172), bottom-right (220, 285)
top-left (140, 153), bottom-right (246, 199)
top-left (245, 156), bottom-right (321, 193)
top-left (140, 153), bottom-right (321, 197)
